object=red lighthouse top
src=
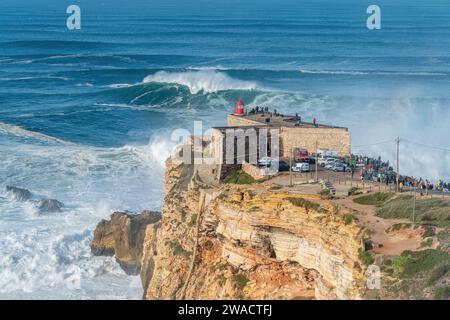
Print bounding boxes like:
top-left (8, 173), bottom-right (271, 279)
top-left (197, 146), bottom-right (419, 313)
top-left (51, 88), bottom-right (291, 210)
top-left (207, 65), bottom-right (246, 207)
top-left (234, 98), bottom-right (245, 115)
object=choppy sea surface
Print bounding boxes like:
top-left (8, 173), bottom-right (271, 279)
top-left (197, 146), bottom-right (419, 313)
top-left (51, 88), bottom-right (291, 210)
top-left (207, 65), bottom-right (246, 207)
top-left (0, 0), bottom-right (449, 299)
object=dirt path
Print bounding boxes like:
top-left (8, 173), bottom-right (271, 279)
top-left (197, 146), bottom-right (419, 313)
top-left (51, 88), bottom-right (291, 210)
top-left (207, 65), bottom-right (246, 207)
top-left (333, 197), bottom-right (422, 255)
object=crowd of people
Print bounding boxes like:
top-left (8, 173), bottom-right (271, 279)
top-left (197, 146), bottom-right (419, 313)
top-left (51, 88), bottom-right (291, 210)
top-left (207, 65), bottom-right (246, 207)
top-left (346, 154), bottom-right (449, 193)
top-left (244, 106), bottom-right (448, 193)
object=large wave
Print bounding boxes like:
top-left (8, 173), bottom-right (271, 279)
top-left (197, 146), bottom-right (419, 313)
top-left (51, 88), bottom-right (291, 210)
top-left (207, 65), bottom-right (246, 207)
top-left (142, 70), bottom-right (259, 94)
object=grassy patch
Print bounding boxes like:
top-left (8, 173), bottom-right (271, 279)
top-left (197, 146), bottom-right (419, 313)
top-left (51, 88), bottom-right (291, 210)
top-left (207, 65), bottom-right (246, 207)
top-left (437, 230), bottom-right (450, 251)
top-left (167, 240), bottom-right (192, 258)
top-left (358, 248), bottom-right (375, 265)
top-left (353, 192), bottom-right (395, 206)
top-left (343, 214), bottom-right (354, 225)
top-left (232, 273), bottom-right (249, 290)
top-left (386, 223), bottom-right (413, 233)
top-left (375, 197), bottom-right (450, 227)
top-left (287, 197), bottom-right (321, 212)
top-left (348, 187), bottom-right (363, 196)
top-left (435, 286), bottom-right (450, 300)
top-left (391, 249), bottom-right (449, 278)
top-left (224, 170), bottom-right (255, 185)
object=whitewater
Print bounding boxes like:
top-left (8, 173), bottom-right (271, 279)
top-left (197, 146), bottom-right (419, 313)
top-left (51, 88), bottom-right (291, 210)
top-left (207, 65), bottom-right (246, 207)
top-left (1, 0), bottom-right (450, 299)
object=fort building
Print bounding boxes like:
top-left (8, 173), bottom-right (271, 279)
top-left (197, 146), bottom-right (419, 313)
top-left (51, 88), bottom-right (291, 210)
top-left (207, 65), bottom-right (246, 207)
top-left (192, 101), bottom-right (351, 181)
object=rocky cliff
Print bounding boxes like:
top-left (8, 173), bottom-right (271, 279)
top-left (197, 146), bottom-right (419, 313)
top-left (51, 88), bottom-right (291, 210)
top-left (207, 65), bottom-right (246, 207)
top-left (92, 158), bottom-right (370, 299)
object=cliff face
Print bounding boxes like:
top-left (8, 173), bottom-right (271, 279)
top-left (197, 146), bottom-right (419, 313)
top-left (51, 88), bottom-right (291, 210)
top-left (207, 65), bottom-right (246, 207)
top-left (140, 158), bottom-right (368, 300)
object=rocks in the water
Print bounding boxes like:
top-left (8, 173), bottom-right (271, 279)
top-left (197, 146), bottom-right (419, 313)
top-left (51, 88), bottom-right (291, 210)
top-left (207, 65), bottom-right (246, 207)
top-left (36, 199), bottom-right (64, 213)
top-left (5, 186), bottom-right (63, 213)
top-left (91, 210), bottom-right (161, 275)
top-left (6, 186), bottom-right (32, 201)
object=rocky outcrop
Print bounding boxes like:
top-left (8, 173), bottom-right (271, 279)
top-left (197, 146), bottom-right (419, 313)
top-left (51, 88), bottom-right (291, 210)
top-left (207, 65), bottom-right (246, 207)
top-left (6, 186), bottom-right (32, 201)
top-left (5, 186), bottom-right (64, 213)
top-left (139, 158), bottom-right (368, 300)
top-left (91, 211), bottom-right (161, 276)
top-left (36, 199), bottom-right (64, 213)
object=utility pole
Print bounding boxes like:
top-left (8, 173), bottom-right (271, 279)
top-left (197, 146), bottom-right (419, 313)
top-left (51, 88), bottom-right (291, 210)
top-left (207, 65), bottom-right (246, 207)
top-left (315, 140), bottom-right (318, 182)
top-left (396, 137), bottom-right (400, 193)
top-left (412, 186), bottom-right (416, 223)
top-left (289, 146), bottom-right (293, 186)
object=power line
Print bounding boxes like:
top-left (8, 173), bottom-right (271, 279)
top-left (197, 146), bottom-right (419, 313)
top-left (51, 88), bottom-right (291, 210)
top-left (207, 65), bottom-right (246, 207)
top-left (402, 138), bottom-right (450, 153)
top-left (352, 139), bottom-right (395, 148)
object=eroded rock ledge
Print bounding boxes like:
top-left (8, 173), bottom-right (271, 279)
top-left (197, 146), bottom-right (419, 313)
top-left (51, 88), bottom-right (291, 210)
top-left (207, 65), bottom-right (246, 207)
top-left (91, 210), bottom-right (161, 277)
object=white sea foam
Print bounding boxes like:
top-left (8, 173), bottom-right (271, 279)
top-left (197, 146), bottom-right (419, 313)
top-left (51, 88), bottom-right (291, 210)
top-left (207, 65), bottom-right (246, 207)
top-left (0, 76), bottom-right (70, 81)
top-left (108, 83), bottom-right (133, 88)
top-left (76, 82), bottom-right (94, 87)
top-left (0, 122), bottom-right (75, 145)
top-left (299, 69), bottom-right (447, 76)
top-left (143, 70), bottom-right (258, 94)
top-left (0, 132), bottom-right (173, 298)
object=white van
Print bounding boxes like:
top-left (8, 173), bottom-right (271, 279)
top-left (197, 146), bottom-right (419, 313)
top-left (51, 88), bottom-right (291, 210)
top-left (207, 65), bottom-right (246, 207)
top-left (292, 162), bottom-right (310, 172)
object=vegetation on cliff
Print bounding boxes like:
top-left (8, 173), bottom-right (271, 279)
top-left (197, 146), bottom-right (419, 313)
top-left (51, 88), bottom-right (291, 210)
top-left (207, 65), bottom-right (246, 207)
top-left (224, 170), bottom-right (255, 184)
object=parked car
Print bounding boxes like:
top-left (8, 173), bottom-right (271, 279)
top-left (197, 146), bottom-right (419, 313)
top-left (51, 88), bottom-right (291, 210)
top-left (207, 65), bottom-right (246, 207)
top-left (277, 160), bottom-right (290, 172)
top-left (258, 156), bottom-right (274, 166)
top-left (292, 162), bottom-right (310, 172)
top-left (320, 157), bottom-right (339, 167)
top-left (332, 163), bottom-right (346, 172)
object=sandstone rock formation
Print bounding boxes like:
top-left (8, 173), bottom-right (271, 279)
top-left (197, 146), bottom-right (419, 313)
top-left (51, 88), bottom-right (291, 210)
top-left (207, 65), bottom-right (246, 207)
top-left (91, 210), bottom-right (161, 276)
top-left (139, 158), bottom-right (369, 300)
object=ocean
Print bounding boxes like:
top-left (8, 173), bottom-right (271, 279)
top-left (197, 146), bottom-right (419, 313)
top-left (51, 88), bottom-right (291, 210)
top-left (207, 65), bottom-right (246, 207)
top-left (0, 0), bottom-right (449, 299)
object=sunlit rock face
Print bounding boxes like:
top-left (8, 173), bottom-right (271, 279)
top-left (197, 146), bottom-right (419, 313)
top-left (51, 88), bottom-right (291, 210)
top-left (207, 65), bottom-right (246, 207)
top-left (140, 159), bottom-right (366, 300)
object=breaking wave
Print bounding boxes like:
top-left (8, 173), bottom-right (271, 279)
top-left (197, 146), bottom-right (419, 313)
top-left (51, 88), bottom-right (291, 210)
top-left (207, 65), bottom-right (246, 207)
top-left (142, 70), bottom-right (259, 94)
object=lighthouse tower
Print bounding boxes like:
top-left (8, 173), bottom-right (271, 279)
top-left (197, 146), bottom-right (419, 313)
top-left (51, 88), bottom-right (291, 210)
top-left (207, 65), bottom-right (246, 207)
top-left (234, 98), bottom-right (245, 116)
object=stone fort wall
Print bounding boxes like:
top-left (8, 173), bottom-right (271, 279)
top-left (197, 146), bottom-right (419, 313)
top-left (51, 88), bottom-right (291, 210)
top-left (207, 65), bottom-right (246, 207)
top-left (227, 115), bottom-right (351, 157)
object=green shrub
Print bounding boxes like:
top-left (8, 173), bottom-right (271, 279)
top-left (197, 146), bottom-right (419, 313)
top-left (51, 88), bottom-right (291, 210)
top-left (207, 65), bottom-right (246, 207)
top-left (232, 273), bottom-right (249, 290)
top-left (224, 170), bottom-right (255, 185)
top-left (353, 192), bottom-right (394, 206)
top-left (392, 249), bottom-right (449, 278)
top-left (392, 255), bottom-right (414, 277)
top-left (287, 197), bottom-right (321, 212)
top-left (427, 264), bottom-right (450, 286)
top-left (420, 238), bottom-right (433, 248)
top-left (189, 213), bottom-right (198, 226)
top-left (343, 214), bottom-right (354, 225)
top-left (358, 248), bottom-right (375, 265)
top-left (167, 240), bottom-right (191, 258)
top-left (434, 286), bottom-right (450, 300)
top-left (423, 226), bottom-right (436, 238)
